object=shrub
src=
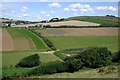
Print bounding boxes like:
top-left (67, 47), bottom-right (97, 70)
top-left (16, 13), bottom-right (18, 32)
top-left (28, 60), bottom-right (69, 76)
top-left (66, 47), bottom-right (112, 68)
top-left (16, 54), bottom-right (40, 68)
top-left (65, 59), bottom-right (83, 73)
top-left (112, 50), bottom-right (120, 62)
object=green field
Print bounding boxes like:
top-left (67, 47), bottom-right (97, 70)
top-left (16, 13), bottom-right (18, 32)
top-left (2, 51), bottom-right (60, 76)
top-left (6, 28), bottom-right (49, 51)
top-left (47, 36), bottom-right (119, 52)
top-left (67, 16), bottom-right (118, 26)
top-left (2, 51), bottom-right (60, 67)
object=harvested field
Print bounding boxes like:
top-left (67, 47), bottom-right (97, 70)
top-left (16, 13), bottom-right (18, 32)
top-left (11, 20), bottom-right (100, 28)
top-left (39, 20), bottom-right (100, 26)
top-left (2, 29), bottom-right (14, 51)
top-left (36, 28), bottom-right (119, 36)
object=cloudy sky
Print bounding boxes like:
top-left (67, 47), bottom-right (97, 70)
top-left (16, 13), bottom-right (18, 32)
top-left (1, 2), bottom-right (118, 21)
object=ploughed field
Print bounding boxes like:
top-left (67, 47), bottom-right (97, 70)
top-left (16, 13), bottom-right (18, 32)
top-left (36, 28), bottom-right (119, 36)
top-left (1, 28), bottom-right (49, 51)
top-left (35, 28), bottom-right (119, 52)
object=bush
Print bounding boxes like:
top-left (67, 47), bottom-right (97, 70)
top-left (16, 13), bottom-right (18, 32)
top-left (28, 60), bottom-right (69, 76)
top-left (65, 59), bottom-right (83, 73)
top-left (66, 47), bottom-right (112, 68)
top-left (16, 54), bottom-right (40, 68)
top-left (26, 47), bottom-right (113, 76)
top-left (112, 50), bottom-right (120, 62)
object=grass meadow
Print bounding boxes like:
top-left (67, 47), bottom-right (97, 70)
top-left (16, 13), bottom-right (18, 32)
top-left (47, 36), bottom-right (119, 52)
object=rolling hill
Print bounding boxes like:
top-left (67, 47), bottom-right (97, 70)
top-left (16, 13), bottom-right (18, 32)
top-left (2, 28), bottom-right (49, 51)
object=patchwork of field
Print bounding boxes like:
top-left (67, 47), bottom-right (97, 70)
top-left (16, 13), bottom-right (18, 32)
top-left (67, 16), bottom-right (118, 26)
top-left (11, 20), bottom-right (100, 28)
top-left (2, 28), bottom-right (49, 51)
top-left (47, 36), bottom-right (118, 52)
top-left (36, 28), bottom-right (119, 36)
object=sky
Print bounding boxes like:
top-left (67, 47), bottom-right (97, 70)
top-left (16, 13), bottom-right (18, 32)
top-left (1, 2), bottom-right (118, 21)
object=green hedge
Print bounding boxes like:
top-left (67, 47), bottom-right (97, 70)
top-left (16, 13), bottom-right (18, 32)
top-left (112, 50), bottom-right (120, 62)
top-left (28, 29), bottom-right (57, 50)
top-left (16, 54), bottom-right (41, 68)
top-left (27, 60), bottom-right (69, 76)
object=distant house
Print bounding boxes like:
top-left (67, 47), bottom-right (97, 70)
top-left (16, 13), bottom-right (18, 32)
top-left (10, 23), bottom-right (16, 26)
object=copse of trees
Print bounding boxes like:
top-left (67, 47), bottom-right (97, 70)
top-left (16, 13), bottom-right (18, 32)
top-left (26, 47), bottom-right (113, 76)
top-left (27, 60), bottom-right (69, 76)
top-left (112, 50), bottom-right (120, 62)
top-left (49, 18), bottom-right (65, 22)
top-left (66, 47), bottom-right (112, 68)
top-left (16, 54), bottom-right (41, 68)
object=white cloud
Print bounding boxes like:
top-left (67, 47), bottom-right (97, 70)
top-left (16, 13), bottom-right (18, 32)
top-left (17, 16), bottom-right (22, 18)
top-left (40, 11), bottom-right (50, 17)
top-left (96, 6), bottom-right (117, 11)
top-left (21, 6), bottom-right (28, 12)
top-left (74, 13), bottom-right (79, 16)
top-left (40, 11), bottom-right (46, 14)
top-left (64, 8), bottom-right (70, 11)
top-left (39, 0), bottom-right (48, 1)
top-left (64, 3), bottom-right (94, 13)
top-left (45, 14), bottom-right (50, 16)
top-left (22, 14), bottom-right (29, 17)
top-left (10, 10), bottom-right (15, 13)
top-left (50, 11), bottom-right (55, 13)
top-left (49, 2), bottom-right (61, 8)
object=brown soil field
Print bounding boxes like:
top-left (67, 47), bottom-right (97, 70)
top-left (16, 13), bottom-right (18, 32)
top-left (11, 20), bottom-right (100, 28)
top-left (13, 37), bottom-right (35, 51)
top-left (1, 28), bottom-right (37, 51)
top-left (36, 28), bottom-right (119, 36)
top-left (2, 29), bottom-right (14, 51)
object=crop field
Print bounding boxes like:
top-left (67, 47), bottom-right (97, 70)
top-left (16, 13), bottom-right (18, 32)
top-left (47, 36), bottom-right (118, 52)
top-left (67, 16), bottom-right (118, 26)
top-left (11, 20), bottom-right (100, 28)
top-left (36, 28), bottom-right (119, 36)
top-left (2, 28), bottom-right (49, 51)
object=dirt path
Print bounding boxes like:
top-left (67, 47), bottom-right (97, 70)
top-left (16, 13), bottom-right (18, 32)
top-left (2, 29), bottom-right (14, 51)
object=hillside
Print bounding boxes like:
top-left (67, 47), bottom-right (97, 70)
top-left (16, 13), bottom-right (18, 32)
top-left (2, 28), bottom-right (49, 51)
top-left (67, 16), bottom-right (119, 26)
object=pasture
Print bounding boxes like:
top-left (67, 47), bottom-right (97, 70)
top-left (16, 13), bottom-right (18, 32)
top-left (2, 51), bottom-right (60, 76)
top-left (47, 36), bottom-right (118, 52)
top-left (2, 51), bottom-right (60, 67)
